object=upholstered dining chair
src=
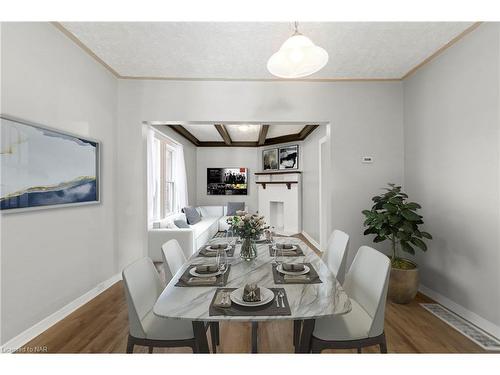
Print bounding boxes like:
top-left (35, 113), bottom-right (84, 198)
top-left (161, 239), bottom-right (220, 352)
top-left (307, 245), bottom-right (391, 353)
top-left (322, 229), bottom-right (349, 285)
top-left (122, 257), bottom-right (199, 353)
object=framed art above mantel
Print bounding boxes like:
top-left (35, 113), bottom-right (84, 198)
top-left (0, 115), bottom-right (101, 213)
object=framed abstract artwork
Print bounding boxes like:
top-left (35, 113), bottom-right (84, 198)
top-left (262, 148), bottom-right (278, 170)
top-left (279, 144), bottom-right (299, 170)
top-left (0, 115), bottom-right (100, 212)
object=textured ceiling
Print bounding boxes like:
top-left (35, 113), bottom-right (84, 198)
top-left (60, 22), bottom-right (475, 80)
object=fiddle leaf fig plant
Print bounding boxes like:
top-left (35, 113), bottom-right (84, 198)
top-left (362, 183), bottom-right (432, 269)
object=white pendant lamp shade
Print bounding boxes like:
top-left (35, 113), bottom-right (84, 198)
top-left (267, 28), bottom-right (329, 78)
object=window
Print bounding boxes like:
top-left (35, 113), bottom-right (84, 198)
top-left (151, 133), bottom-right (176, 220)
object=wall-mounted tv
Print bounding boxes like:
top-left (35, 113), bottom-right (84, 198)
top-left (207, 168), bottom-right (248, 195)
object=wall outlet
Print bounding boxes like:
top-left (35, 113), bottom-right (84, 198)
top-left (362, 156), bottom-right (374, 164)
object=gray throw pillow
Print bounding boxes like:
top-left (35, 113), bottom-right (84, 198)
top-left (227, 202), bottom-right (245, 216)
top-left (182, 206), bottom-right (201, 225)
top-left (174, 219), bottom-right (190, 228)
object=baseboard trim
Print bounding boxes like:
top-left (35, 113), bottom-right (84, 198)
top-left (301, 231), bottom-right (322, 253)
top-left (0, 273), bottom-right (122, 353)
top-left (419, 284), bottom-right (500, 340)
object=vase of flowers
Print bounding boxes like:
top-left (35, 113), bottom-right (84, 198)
top-left (227, 211), bottom-right (268, 261)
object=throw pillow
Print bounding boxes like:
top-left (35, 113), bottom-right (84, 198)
top-left (174, 219), bottom-right (190, 228)
top-left (227, 202), bottom-right (245, 216)
top-left (182, 206), bottom-right (202, 225)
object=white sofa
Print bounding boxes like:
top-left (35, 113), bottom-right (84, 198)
top-left (148, 205), bottom-right (247, 261)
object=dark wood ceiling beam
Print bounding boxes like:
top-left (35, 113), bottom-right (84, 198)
top-left (167, 125), bottom-right (200, 146)
top-left (298, 125), bottom-right (319, 140)
top-left (198, 141), bottom-right (258, 147)
top-left (214, 124), bottom-right (232, 145)
top-left (258, 124), bottom-right (269, 145)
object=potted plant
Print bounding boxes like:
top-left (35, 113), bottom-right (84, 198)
top-left (227, 211), bottom-right (268, 261)
top-left (362, 183), bottom-right (432, 304)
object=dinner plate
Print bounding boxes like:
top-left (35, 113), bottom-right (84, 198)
top-left (271, 244), bottom-right (298, 252)
top-left (189, 267), bottom-right (221, 278)
top-left (229, 287), bottom-right (275, 307)
top-left (205, 244), bottom-right (232, 252)
top-left (276, 264), bottom-right (310, 276)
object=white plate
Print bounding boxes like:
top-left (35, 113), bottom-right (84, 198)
top-left (271, 244), bottom-right (298, 251)
top-left (276, 264), bottom-right (310, 276)
top-left (205, 244), bottom-right (232, 252)
top-left (230, 287), bottom-right (275, 307)
top-left (189, 267), bottom-right (221, 278)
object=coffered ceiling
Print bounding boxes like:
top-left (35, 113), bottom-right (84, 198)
top-left (58, 22), bottom-right (478, 80)
top-left (157, 123), bottom-right (319, 147)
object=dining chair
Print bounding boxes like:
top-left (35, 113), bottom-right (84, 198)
top-left (161, 239), bottom-right (188, 280)
top-left (161, 239), bottom-right (220, 352)
top-left (122, 257), bottom-right (199, 353)
top-left (307, 245), bottom-right (391, 353)
top-left (293, 230), bottom-right (350, 351)
top-left (322, 229), bottom-right (349, 285)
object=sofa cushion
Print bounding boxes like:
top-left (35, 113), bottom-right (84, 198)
top-left (182, 206), bottom-right (201, 225)
top-left (191, 216), bottom-right (219, 239)
top-left (174, 219), bottom-right (190, 228)
top-left (226, 202), bottom-right (245, 216)
top-left (198, 206), bottom-right (224, 217)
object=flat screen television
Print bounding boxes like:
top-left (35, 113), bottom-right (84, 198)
top-left (207, 168), bottom-right (248, 195)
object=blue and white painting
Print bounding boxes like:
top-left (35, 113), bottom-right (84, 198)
top-left (1, 117), bottom-right (99, 211)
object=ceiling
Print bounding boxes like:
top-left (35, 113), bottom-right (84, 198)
top-left (59, 22), bottom-right (476, 80)
top-left (157, 123), bottom-right (319, 147)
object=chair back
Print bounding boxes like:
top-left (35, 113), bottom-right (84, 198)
top-left (122, 257), bottom-right (164, 339)
top-left (343, 246), bottom-right (391, 337)
top-left (162, 239), bottom-right (187, 278)
top-left (322, 229), bottom-right (349, 284)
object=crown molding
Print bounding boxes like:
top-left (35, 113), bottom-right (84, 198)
top-left (53, 21), bottom-right (483, 83)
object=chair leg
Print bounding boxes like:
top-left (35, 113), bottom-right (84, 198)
top-left (379, 333), bottom-right (387, 353)
top-left (311, 339), bottom-right (322, 353)
top-left (357, 347), bottom-right (362, 353)
top-left (210, 322), bottom-right (218, 353)
top-left (126, 335), bottom-right (134, 354)
top-left (148, 346), bottom-right (154, 353)
top-left (293, 320), bottom-right (302, 347)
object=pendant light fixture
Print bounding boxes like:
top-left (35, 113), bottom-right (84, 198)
top-left (267, 22), bottom-right (329, 79)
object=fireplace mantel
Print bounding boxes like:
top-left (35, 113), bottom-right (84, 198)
top-left (255, 181), bottom-right (298, 190)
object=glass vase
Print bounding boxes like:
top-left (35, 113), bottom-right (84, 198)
top-left (240, 237), bottom-right (257, 261)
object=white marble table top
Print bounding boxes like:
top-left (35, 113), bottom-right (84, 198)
top-left (154, 236), bottom-right (351, 322)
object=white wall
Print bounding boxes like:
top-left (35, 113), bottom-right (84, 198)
top-left (1, 23), bottom-right (118, 344)
top-left (404, 23), bottom-right (500, 334)
top-left (196, 147), bottom-right (258, 212)
top-left (116, 79), bottom-right (404, 269)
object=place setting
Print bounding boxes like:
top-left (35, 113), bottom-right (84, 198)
top-left (176, 249), bottom-right (231, 287)
top-left (271, 258), bottom-right (322, 284)
top-left (209, 283), bottom-right (291, 317)
top-left (197, 239), bottom-right (235, 258)
top-left (268, 238), bottom-right (305, 257)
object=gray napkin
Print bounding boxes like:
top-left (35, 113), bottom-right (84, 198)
top-left (242, 283), bottom-right (261, 302)
top-left (282, 263), bottom-right (305, 272)
top-left (276, 243), bottom-right (294, 250)
top-left (195, 264), bottom-right (218, 274)
top-left (187, 277), bottom-right (217, 285)
top-left (210, 243), bottom-right (229, 250)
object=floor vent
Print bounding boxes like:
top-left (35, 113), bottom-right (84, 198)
top-left (420, 303), bottom-right (500, 351)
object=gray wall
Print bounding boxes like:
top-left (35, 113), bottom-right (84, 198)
top-left (1, 23), bottom-right (118, 344)
top-left (116, 79), bottom-right (404, 271)
top-left (404, 23), bottom-right (500, 334)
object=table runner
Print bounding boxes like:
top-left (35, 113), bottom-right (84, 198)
top-left (175, 265), bottom-right (232, 287)
top-left (271, 263), bottom-right (322, 284)
top-left (209, 288), bottom-right (291, 316)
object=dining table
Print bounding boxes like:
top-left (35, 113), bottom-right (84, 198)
top-left (153, 236), bottom-right (352, 353)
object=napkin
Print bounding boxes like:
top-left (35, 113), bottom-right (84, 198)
top-left (195, 264), bottom-right (219, 274)
top-left (276, 243), bottom-right (294, 250)
top-left (210, 243), bottom-right (228, 249)
top-left (284, 274), bottom-right (310, 282)
top-left (242, 283), bottom-right (261, 302)
top-left (187, 277), bottom-right (217, 285)
top-left (282, 263), bottom-right (305, 272)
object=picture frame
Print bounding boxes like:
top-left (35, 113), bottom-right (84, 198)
top-left (278, 144), bottom-right (299, 170)
top-left (0, 114), bottom-right (101, 213)
top-left (262, 148), bottom-right (279, 171)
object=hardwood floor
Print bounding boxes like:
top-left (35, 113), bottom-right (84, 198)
top-left (17, 234), bottom-right (487, 354)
